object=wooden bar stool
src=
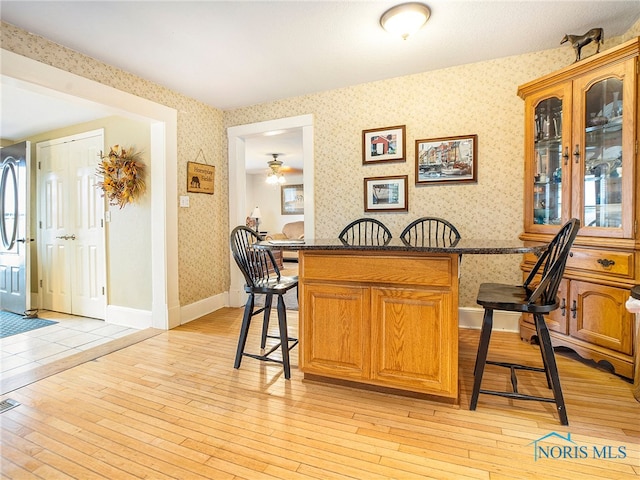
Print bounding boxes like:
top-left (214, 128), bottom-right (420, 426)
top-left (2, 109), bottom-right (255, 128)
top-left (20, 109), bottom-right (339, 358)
top-left (229, 226), bottom-right (298, 379)
top-left (400, 217), bottom-right (460, 246)
top-left (339, 218), bottom-right (392, 244)
top-left (469, 218), bottom-right (580, 425)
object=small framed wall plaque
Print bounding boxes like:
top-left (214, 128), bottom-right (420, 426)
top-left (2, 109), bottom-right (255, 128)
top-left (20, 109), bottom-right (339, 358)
top-left (187, 162), bottom-right (215, 194)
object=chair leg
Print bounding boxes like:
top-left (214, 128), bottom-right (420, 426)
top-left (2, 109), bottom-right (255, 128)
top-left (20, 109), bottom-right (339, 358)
top-left (260, 294), bottom-right (273, 349)
top-left (276, 294), bottom-right (291, 379)
top-left (534, 313), bottom-right (569, 425)
top-left (234, 294), bottom-right (255, 369)
top-left (470, 308), bottom-right (494, 411)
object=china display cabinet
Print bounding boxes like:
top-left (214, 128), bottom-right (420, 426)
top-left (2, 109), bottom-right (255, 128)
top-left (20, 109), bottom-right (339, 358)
top-left (518, 38), bottom-right (639, 379)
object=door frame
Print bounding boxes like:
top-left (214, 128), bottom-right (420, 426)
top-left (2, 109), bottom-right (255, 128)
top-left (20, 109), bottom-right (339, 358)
top-left (227, 114), bottom-right (314, 307)
top-left (1, 50), bottom-right (179, 329)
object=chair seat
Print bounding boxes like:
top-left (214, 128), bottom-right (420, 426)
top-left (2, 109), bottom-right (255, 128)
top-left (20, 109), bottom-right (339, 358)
top-left (246, 275), bottom-right (298, 294)
top-left (477, 282), bottom-right (558, 314)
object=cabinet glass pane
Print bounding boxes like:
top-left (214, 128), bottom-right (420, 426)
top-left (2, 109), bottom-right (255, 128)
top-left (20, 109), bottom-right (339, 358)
top-left (533, 97), bottom-right (563, 225)
top-left (584, 78), bottom-right (623, 228)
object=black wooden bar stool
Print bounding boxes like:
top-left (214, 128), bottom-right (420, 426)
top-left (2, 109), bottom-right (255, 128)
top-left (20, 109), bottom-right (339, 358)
top-left (469, 218), bottom-right (580, 425)
top-left (339, 218), bottom-right (392, 244)
top-left (229, 226), bottom-right (298, 379)
top-left (400, 217), bottom-right (460, 246)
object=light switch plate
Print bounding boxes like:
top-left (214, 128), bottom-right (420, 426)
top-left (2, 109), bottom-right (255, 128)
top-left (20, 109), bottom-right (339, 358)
top-left (179, 195), bottom-right (190, 208)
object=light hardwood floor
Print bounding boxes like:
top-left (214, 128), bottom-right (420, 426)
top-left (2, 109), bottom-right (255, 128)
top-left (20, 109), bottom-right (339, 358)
top-left (1, 307), bottom-right (638, 479)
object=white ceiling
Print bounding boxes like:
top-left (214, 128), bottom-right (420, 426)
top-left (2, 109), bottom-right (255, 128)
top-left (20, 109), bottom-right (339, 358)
top-left (1, 0), bottom-right (639, 173)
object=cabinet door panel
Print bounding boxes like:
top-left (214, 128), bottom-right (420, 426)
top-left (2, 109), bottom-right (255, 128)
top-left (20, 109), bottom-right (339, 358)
top-left (301, 283), bottom-right (370, 379)
top-left (571, 59), bottom-right (635, 238)
top-left (523, 83), bottom-right (573, 233)
top-left (569, 281), bottom-right (634, 355)
top-left (371, 287), bottom-right (457, 397)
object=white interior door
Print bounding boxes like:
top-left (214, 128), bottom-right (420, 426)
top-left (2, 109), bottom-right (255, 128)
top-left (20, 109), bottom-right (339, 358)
top-left (37, 130), bottom-right (106, 319)
top-left (0, 141), bottom-right (30, 314)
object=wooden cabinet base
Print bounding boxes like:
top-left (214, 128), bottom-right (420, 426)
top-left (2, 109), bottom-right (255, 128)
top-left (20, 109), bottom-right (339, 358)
top-left (520, 320), bottom-right (634, 379)
top-left (299, 250), bottom-right (459, 401)
top-left (302, 373), bottom-right (459, 405)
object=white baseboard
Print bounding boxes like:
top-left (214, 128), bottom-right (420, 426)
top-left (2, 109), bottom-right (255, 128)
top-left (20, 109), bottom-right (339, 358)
top-left (106, 305), bottom-right (153, 329)
top-left (177, 294), bottom-right (521, 332)
top-left (458, 307), bottom-right (521, 332)
top-left (228, 288), bottom-right (247, 308)
top-left (180, 292), bottom-right (229, 325)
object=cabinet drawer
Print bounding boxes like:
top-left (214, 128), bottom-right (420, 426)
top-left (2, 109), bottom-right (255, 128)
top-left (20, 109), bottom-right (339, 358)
top-left (566, 248), bottom-right (633, 279)
top-left (302, 253), bottom-right (454, 287)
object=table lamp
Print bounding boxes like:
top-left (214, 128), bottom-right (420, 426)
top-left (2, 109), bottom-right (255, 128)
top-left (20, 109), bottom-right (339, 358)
top-left (251, 206), bottom-right (262, 232)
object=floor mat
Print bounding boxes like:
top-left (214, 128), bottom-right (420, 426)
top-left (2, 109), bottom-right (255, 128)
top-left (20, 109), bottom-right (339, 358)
top-left (0, 311), bottom-right (58, 338)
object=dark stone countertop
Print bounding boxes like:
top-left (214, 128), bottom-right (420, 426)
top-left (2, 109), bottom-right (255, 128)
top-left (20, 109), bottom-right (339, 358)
top-left (257, 237), bottom-right (544, 255)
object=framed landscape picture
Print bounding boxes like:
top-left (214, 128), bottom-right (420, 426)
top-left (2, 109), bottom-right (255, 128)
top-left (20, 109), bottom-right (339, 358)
top-left (281, 184), bottom-right (304, 215)
top-left (364, 175), bottom-right (408, 212)
top-left (362, 125), bottom-right (406, 164)
top-left (415, 134), bottom-right (477, 185)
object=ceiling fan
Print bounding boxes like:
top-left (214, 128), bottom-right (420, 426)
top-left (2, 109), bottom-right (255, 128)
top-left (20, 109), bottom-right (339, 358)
top-left (266, 153), bottom-right (286, 184)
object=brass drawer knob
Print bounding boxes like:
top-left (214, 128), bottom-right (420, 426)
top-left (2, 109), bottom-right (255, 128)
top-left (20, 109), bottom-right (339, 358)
top-left (597, 258), bottom-right (615, 268)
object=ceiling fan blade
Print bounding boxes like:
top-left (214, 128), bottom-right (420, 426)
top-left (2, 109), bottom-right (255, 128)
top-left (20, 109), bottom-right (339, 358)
top-left (280, 165), bottom-right (302, 173)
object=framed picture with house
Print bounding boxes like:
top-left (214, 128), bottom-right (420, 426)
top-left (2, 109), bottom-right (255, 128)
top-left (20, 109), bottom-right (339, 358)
top-left (362, 125), bottom-right (406, 164)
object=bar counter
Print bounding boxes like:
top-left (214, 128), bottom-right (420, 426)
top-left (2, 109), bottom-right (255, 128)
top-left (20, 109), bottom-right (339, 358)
top-left (259, 237), bottom-right (541, 402)
top-left (265, 237), bottom-right (538, 254)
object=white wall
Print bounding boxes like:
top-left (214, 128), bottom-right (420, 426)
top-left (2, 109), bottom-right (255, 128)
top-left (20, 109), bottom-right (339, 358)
top-left (246, 173), bottom-right (304, 234)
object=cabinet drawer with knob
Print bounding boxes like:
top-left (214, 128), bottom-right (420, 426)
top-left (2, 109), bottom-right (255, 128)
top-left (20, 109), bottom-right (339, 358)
top-left (565, 248), bottom-right (633, 279)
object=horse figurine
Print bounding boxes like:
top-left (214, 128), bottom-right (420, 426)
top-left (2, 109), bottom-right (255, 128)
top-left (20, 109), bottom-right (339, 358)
top-left (561, 28), bottom-right (604, 62)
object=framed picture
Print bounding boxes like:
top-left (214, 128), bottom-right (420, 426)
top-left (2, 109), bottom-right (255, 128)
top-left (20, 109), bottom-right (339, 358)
top-left (362, 125), bottom-right (406, 164)
top-left (187, 161), bottom-right (215, 194)
top-left (364, 175), bottom-right (408, 212)
top-left (415, 134), bottom-right (477, 185)
top-left (281, 184), bottom-right (304, 215)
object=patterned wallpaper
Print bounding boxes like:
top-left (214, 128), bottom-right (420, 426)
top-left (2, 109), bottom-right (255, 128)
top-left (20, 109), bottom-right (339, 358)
top-left (224, 23), bottom-right (639, 307)
top-left (2, 18), bottom-right (638, 309)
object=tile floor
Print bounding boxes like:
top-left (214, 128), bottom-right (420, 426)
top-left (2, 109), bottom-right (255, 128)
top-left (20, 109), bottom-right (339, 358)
top-left (1, 311), bottom-right (139, 378)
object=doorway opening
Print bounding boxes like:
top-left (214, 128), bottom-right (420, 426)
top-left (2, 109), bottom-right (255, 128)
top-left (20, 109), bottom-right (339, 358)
top-left (2, 50), bottom-right (179, 330)
top-left (227, 114), bottom-right (314, 307)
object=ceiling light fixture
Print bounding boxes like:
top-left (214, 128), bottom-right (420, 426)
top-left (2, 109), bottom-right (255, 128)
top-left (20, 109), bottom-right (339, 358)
top-left (266, 153), bottom-right (286, 184)
top-left (380, 2), bottom-right (431, 40)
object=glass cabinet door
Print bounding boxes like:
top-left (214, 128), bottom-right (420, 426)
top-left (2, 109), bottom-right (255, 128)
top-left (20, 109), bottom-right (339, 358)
top-left (530, 93), bottom-right (568, 229)
top-left (583, 78), bottom-right (623, 228)
top-left (574, 59), bottom-right (635, 238)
